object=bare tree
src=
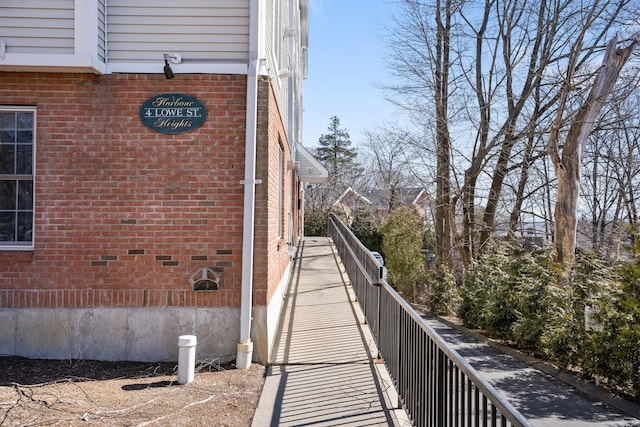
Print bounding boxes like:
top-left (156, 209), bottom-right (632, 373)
top-left (550, 36), bottom-right (637, 266)
top-left (581, 77), bottom-right (640, 256)
top-left (385, 0), bottom-right (639, 270)
top-left (612, 100), bottom-right (640, 244)
top-left (385, 0), bottom-right (458, 268)
top-left (362, 126), bottom-right (413, 213)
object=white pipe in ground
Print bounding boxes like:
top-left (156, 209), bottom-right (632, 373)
top-left (177, 335), bottom-right (197, 384)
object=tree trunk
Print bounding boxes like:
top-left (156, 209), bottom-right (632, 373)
top-left (508, 132), bottom-right (538, 238)
top-left (434, 0), bottom-right (453, 268)
top-left (479, 132), bottom-right (516, 247)
top-left (554, 166), bottom-right (581, 264)
top-left (461, 172), bottom-right (476, 262)
top-left (552, 37), bottom-right (636, 266)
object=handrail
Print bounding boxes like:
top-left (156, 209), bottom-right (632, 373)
top-left (328, 213), bottom-right (531, 427)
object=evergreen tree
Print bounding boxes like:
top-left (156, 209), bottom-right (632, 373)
top-left (380, 207), bottom-right (426, 301)
top-left (315, 116), bottom-right (359, 187)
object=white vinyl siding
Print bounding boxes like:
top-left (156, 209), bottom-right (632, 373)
top-left (0, 1), bottom-right (253, 73)
top-left (106, 1), bottom-right (250, 63)
top-left (265, 0), bottom-right (291, 132)
top-left (0, 0), bottom-right (74, 55)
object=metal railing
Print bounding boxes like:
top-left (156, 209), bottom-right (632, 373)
top-left (328, 213), bottom-right (531, 427)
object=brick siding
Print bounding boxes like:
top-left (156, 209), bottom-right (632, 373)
top-left (0, 73), bottom-right (256, 308)
top-left (254, 78), bottom-right (299, 305)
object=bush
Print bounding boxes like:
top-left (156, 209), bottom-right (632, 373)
top-left (427, 244), bottom-right (640, 400)
top-left (452, 241), bottom-right (640, 399)
top-left (460, 242), bottom-right (557, 349)
top-left (540, 254), bottom-right (611, 369)
top-left (380, 207), bottom-right (425, 302)
top-left (580, 255), bottom-right (640, 396)
top-left (304, 207), bottom-right (328, 236)
top-left (426, 266), bottom-right (457, 316)
top-left (585, 298), bottom-right (640, 396)
top-left (350, 208), bottom-right (383, 252)
top-left (538, 283), bottom-right (584, 368)
top-left (506, 247), bottom-right (557, 350)
top-left (459, 243), bottom-right (511, 333)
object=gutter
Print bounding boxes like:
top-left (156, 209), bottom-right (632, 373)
top-left (236, 0), bottom-right (262, 370)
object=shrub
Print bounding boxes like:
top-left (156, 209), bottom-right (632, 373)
top-left (456, 241), bottom-right (640, 399)
top-left (350, 208), bottom-right (383, 252)
top-left (580, 255), bottom-right (640, 396)
top-left (460, 242), bottom-right (557, 348)
top-left (304, 207), bottom-right (328, 236)
top-left (380, 207), bottom-right (425, 302)
top-left (538, 283), bottom-right (584, 368)
top-left (459, 243), bottom-right (511, 333)
top-left (426, 266), bottom-right (457, 316)
top-left (507, 246), bottom-right (557, 350)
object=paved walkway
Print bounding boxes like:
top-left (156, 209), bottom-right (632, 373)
top-left (421, 316), bottom-right (640, 427)
top-left (252, 237), bottom-right (410, 427)
top-left (252, 236), bottom-right (640, 426)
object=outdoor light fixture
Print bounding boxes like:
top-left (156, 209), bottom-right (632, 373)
top-left (163, 53), bottom-right (182, 79)
top-left (163, 59), bottom-right (174, 79)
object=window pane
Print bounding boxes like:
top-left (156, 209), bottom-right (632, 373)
top-left (16, 112), bottom-right (33, 129)
top-left (0, 212), bottom-right (16, 242)
top-left (17, 211), bottom-right (33, 241)
top-left (0, 130), bottom-right (15, 143)
top-left (0, 112), bottom-right (14, 129)
top-left (17, 130), bottom-right (33, 143)
top-left (0, 109), bottom-right (35, 246)
top-left (0, 181), bottom-right (16, 210)
top-left (18, 180), bottom-right (33, 210)
top-left (0, 145), bottom-right (15, 174)
top-left (16, 145), bottom-right (32, 174)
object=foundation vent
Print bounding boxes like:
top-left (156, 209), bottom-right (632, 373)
top-left (189, 267), bottom-right (220, 291)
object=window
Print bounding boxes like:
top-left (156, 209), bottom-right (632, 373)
top-left (273, 0), bottom-right (282, 69)
top-left (277, 143), bottom-right (283, 239)
top-left (0, 107), bottom-right (35, 250)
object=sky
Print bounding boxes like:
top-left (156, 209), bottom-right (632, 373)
top-left (302, 0), bottom-right (401, 150)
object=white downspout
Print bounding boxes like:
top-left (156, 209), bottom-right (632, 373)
top-left (301, 187), bottom-right (306, 238)
top-left (237, 0), bottom-right (261, 370)
top-left (288, 0), bottom-right (299, 246)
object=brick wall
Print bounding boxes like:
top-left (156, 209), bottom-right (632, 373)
top-left (253, 77), bottom-right (297, 306)
top-left (0, 73), bottom-right (250, 309)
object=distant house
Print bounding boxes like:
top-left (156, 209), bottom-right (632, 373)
top-left (0, 0), bottom-right (326, 368)
top-left (494, 219), bottom-right (553, 248)
top-left (332, 186), bottom-right (434, 224)
top-left (332, 187), bottom-right (373, 220)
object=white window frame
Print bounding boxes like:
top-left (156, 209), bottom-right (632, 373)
top-left (274, 0), bottom-right (283, 70)
top-left (277, 143), bottom-right (284, 239)
top-left (0, 106), bottom-right (36, 251)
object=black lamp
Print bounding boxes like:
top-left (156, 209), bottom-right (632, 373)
top-left (164, 59), bottom-right (175, 79)
top-left (163, 53), bottom-right (181, 79)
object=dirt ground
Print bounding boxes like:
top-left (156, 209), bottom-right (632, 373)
top-left (0, 357), bottom-right (266, 427)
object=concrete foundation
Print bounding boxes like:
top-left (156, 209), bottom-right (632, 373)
top-left (0, 307), bottom-right (240, 362)
top-left (0, 257), bottom-right (295, 364)
top-left (251, 260), bottom-right (291, 363)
